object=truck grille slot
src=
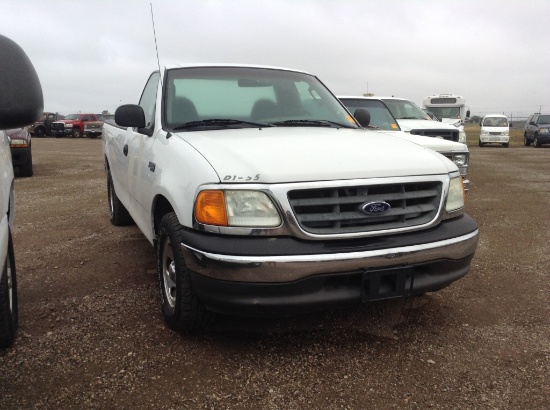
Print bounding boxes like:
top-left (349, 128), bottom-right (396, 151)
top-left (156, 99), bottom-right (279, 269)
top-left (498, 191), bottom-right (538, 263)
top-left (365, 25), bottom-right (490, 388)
top-left (288, 182), bottom-right (442, 234)
top-left (410, 129), bottom-right (459, 142)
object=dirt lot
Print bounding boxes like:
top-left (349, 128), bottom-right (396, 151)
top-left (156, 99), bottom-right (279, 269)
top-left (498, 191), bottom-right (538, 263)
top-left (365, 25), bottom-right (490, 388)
top-left (1, 130), bottom-right (549, 409)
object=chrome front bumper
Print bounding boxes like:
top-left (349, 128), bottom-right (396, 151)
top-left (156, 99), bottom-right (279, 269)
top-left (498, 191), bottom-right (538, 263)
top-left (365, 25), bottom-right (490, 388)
top-left (181, 229), bottom-right (479, 283)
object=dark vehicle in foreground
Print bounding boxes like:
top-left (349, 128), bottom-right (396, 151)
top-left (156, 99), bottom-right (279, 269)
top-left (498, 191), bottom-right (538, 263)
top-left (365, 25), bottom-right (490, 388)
top-left (27, 112), bottom-right (64, 137)
top-left (0, 34), bottom-right (43, 347)
top-left (84, 113), bottom-right (114, 138)
top-left (524, 113), bottom-right (550, 147)
top-left (50, 113), bottom-right (98, 138)
top-left (7, 128), bottom-right (33, 177)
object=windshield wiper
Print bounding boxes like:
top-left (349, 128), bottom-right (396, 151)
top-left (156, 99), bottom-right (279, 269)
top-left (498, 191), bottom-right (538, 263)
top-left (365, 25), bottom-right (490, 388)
top-left (395, 116), bottom-right (422, 120)
top-left (171, 118), bottom-right (271, 130)
top-left (272, 119), bottom-right (352, 128)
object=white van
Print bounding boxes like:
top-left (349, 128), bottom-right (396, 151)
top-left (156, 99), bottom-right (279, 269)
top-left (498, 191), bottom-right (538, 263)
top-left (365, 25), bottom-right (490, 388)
top-left (479, 114), bottom-right (510, 147)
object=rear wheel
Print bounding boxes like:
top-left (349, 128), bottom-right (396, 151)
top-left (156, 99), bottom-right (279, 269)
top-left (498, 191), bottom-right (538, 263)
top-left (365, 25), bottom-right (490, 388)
top-left (157, 212), bottom-right (212, 332)
top-left (107, 172), bottom-right (133, 226)
top-left (0, 230), bottom-right (18, 348)
top-left (524, 133), bottom-right (531, 146)
top-left (19, 149), bottom-right (33, 177)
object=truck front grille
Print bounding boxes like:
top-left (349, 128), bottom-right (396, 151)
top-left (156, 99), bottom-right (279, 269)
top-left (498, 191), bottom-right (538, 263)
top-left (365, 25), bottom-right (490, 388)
top-left (410, 128), bottom-right (459, 142)
top-left (51, 123), bottom-right (64, 131)
top-left (287, 181), bottom-right (442, 235)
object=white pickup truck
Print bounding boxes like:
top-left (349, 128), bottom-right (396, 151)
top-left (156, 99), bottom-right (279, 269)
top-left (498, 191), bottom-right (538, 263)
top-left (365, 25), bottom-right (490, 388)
top-left (103, 64), bottom-right (479, 332)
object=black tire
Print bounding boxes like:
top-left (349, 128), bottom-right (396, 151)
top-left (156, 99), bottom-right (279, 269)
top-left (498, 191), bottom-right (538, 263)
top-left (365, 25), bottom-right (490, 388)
top-left (503, 143), bottom-right (509, 148)
top-left (107, 172), bottom-right (133, 226)
top-left (72, 128), bottom-right (81, 138)
top-left (19, 148), bottom-right (33, 177)
top-left (157, 212), bottom-right (212, 332)
top-left (533, 135), bottom-right (541, 147)
top-left (34, 127), bottom-right (45, 138)
top-left (524, 133), bottom-right (531, 146)
top-left (0, 229), bottom-right (18, 348)
top-left (478, 139), bottom-right (484, 147)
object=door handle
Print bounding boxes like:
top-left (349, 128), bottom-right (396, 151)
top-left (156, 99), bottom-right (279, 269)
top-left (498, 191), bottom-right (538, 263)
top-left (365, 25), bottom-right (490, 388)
top-left (123, 144), bottom-right (128, 156)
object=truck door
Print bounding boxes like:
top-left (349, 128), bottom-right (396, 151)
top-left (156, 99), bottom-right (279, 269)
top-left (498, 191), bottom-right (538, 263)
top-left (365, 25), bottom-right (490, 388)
top-left (127, 72), bottom-right (160, 238)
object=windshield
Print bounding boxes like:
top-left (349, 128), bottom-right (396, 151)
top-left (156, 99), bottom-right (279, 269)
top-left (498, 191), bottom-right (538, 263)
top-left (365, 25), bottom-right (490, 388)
top-left (164, 67), bottom-right (357, 130)
top-left (482, 117), bottom-right (508, 127)
top-left (538, 115), bottom-right (550, 124)
top-left (340, 99), bottom-right (400, 131)
top-left (427, 106), bottom-right (461, 119)
top-left (382, 99), bottom-right (430, 120)
top-left (64, 114), bottom-right (80, 120)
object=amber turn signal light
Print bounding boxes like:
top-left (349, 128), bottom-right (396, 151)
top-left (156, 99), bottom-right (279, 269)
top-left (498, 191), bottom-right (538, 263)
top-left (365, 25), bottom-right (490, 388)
top-left (195, 190), bottom-right (228, 226)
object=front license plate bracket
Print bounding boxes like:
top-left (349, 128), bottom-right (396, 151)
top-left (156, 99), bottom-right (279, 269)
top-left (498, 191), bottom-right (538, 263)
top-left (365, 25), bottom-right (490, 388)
top-left (362, 267), bottom-right (413, 301)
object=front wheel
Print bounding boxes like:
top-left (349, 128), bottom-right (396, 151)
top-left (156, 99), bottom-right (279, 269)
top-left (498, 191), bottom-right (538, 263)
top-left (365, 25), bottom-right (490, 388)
top-left (72, 128), bottom-right (81, 138)
top-left (533, 135), bottom-right (541, 147)
top-left (34, 127), bottom-right (45, 137)
top-left (503, 143), bottom-right (509, 148)
top-left (157, 212), bottom-right (212, 332)
top-left (0, 229), bottom-right (18, 348)
top-left (478, 139), bottom-right (484, 147)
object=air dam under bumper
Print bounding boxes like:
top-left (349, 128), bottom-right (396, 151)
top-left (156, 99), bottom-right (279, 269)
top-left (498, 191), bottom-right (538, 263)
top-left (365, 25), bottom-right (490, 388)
top-left (181, 215), bottom-right (479, 317)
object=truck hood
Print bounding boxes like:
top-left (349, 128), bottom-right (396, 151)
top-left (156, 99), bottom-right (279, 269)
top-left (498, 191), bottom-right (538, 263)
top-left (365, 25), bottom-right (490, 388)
top-left (396, 119), bottom-right (459, 132)
top-left (440, 118), bottom-right (463, 127)
top-left (174, 127), bottom-right (456, 184)
top-left (379, 130), bottom-right (468, 152)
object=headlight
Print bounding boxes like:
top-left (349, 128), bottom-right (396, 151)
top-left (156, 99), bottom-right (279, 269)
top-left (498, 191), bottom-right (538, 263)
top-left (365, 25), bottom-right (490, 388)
top-left (65, 123), bottom-right (73, 128)
top-left (481, 130), bottom-right (489, 136)
top-left (458, 129), bottom-right (466, 143)
top-left (195, 190), bottom-right (281, 227)
top-left (540, 128), bottom-right (549, 133)
top-left (445, 176), bottom-right (465, 212)
top-left (453, 154), bottom-right (467, 166)
top-left (502, 130), bottom-right (509, 136)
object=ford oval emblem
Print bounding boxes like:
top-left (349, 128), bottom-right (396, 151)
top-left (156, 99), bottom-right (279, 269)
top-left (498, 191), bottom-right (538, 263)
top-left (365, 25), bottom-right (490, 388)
top-left (362, 201), bottom-right (391, 214)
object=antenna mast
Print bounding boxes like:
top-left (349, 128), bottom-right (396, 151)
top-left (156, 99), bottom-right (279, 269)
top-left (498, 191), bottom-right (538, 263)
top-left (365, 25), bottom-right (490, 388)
top-left (150, 3), bottom-right (162, 82)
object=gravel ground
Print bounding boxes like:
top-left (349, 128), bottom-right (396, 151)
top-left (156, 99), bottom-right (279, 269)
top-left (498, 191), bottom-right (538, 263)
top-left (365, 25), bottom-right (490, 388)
top-left (0, 133), bottom-right (548, 409)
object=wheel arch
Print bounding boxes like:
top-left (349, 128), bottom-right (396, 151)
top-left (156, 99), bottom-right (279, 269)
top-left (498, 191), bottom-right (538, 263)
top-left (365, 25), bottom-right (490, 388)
top-left (153, 195), bottom-right (175, 239)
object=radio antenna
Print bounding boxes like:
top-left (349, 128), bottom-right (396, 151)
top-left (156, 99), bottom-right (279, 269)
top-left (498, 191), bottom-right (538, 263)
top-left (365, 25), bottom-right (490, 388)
top-left (150, 3), bottom-right (162, 83)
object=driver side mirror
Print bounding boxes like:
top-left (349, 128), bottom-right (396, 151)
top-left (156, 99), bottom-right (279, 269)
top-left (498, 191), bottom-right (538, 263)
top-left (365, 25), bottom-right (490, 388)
top-left (0, 35), bottom-right (44, 129)
top-left (354, 108), bottom-right (371, 128)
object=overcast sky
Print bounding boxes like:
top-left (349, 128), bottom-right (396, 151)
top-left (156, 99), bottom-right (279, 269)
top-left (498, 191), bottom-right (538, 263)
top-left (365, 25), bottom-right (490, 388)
top-left (2, 0), bottom-right (549, 118)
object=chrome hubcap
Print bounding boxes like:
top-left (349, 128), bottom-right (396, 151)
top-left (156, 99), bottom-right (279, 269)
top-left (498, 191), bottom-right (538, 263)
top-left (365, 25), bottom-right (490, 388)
top-left (162, 239), bottom-right (177, 309)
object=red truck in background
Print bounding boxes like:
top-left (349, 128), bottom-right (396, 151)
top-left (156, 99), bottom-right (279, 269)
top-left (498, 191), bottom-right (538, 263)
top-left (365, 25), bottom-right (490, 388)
top-left (50, 113), bottom-right (98, 138)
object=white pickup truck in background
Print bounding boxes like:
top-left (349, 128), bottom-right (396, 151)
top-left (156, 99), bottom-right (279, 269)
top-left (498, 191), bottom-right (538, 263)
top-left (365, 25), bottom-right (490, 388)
top-left (339, 96), bottom-right (470, 190)
top-left (102, 64), bottom-right (479, 332)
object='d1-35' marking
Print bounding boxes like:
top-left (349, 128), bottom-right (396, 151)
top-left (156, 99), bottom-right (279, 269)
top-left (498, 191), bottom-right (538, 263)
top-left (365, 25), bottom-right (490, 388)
top-left (223, 174), bottom-right (260, 181)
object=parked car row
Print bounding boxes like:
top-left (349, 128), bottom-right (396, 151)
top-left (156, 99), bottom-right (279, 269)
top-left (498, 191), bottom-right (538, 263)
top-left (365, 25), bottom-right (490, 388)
top-left (27, 112), bottom-right (114, 139)
top-left (475, 113), bottom-right (550, 148)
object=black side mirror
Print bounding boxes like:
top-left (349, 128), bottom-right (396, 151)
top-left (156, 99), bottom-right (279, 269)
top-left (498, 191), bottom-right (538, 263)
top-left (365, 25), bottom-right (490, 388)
top-left (115, 104), bottom-right (146, 128)
top-left (354, 108), bottom-right (371, 128)
top-left (466, 110), bottom-right (470, 118)
top-left (0, 35), bottom-right (44, 129)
